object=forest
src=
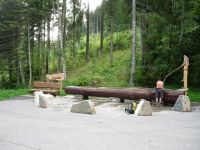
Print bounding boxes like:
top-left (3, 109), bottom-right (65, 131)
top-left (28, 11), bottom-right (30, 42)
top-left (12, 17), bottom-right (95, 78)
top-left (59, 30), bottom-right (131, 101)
top-left (0, 0), bottom-right (200, 92)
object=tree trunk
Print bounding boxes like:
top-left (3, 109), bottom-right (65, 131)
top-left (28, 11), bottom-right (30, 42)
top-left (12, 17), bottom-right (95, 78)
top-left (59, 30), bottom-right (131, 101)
top-left (42, 20), bottom-right (46, 81)
top-left (140, 15), bottom-right (145, 66)
top-left (46, 15), bottom-right (51, 74)
top-left (96, 16), bottom-right (99, 34)
top-left (85, 1), bottom-right (90, 63)
top-left (99, 4), bottom-right (104, 59)
top-left (19, 60), bottom-right (25, 86)
top-left (15, 51), bottom-right (20, 87)
top-left (57, 50), bottom-right (61, 73)
top-left (109, 15), bottom-right (113, 65)
top-left (57, 14), bottom-right (61, 73)
top-left (28, 18), bottom-right (32, 87)
top-left (30, 25), bottom-right (34, 69)
top-left (14, 30), bottom-right (20, 87)
top-left (129, 0), bottom-right (136, 86)
top-left (16, 61), bottom-right (20, 86)
top-left (8, 59), bottom-right (14, 84)
top-left (72, 2), bottom-right (76, 59)
top-left (15, 27), bottom-right (25, 86)
top-left (73, 25), bottom-right (76, 59)
top-left (38, 23), bottom-right (42, 79)
top-left (179, 0), bottom-right (185, 48)
top-left (62, 0), bottom-right (67, 49)
top-left (61, 0), bottom-right (67, 80)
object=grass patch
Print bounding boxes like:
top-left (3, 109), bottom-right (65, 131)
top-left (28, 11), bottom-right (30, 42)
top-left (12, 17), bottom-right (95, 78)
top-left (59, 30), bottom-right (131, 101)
top-left (0, 89), bottom-right (28, 101)
top-left (188, 89), bottom-right (200, 102)
top-left (65, 49), bottom-right (131, 87)
top-left (60, 89), bottom-right (67, 96)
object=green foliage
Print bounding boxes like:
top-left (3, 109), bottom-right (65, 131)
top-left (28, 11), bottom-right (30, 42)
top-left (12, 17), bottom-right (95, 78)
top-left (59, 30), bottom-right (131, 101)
top-left (0, 72), bottom-right (9, 88)
top-left (59, 89), bottom-right (67, 96)
top-left (112, 31), bottom-right (132, 50)
top-left (135, 64), bottom-right (170, 86)
top-left (0, 89), bottom-right (28, 101)
top-left (100, 30), bottom-right (132, 53)
top-left (140, 0), bottom-right (200, 88)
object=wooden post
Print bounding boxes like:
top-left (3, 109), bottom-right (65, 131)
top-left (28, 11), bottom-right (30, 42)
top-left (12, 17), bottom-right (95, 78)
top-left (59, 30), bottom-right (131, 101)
top-left (183, 55), bottom-right (189, 95)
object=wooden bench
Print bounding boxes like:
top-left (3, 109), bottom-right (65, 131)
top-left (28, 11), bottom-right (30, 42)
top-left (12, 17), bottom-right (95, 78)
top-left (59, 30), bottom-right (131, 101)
top-left (30, 82), bottom-right (62, 96)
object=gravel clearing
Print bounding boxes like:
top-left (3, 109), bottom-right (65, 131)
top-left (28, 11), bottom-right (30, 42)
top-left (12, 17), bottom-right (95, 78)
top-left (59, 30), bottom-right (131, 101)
top-left (0, 95), bottom-right (200, 150)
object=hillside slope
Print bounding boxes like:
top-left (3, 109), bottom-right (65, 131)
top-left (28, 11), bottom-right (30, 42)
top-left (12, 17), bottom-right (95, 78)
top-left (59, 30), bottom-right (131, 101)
top-left (65, 49), bottom-right (132, 87)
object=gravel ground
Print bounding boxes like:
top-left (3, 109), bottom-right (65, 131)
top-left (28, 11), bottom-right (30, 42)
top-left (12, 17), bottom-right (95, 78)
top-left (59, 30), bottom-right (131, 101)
top-left (0, 95), bottom-right (200, 150)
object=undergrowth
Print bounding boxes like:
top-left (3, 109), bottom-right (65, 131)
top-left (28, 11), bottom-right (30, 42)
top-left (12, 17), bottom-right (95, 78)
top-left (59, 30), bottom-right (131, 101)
top-left (0, 89), bottom-right (28, 101)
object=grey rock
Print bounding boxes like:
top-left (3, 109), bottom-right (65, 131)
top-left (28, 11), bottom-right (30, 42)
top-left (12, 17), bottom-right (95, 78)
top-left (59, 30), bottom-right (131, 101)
top-left (39, 94), bottom-right (54, 108)
top-left (134, 99), bottom-right (152, 116)
top-left (71, 100), bottom-right (96, 114)
top-left (38, 96), bottom-right (71, 111)
top-left (173, 95), bottom-right (191, 112)
top-left (33, 91), bottom-right (43, 107)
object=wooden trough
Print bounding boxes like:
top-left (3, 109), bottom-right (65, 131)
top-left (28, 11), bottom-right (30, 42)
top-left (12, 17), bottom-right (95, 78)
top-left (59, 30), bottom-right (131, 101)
top-left (65, 86), bottom-right (185, 104)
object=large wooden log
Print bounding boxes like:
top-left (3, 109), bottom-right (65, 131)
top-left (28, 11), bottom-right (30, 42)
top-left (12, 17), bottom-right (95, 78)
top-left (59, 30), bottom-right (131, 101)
top-left (65, 86), bottom-right (184, 104)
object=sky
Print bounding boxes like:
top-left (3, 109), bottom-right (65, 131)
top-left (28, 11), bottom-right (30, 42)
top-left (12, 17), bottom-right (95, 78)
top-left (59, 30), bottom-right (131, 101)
top-left (82, 0), bottom-right (103, 11)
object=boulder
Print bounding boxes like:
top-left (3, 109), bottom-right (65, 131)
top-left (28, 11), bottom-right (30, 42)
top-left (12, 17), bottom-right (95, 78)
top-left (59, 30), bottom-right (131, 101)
top-left (172, 95), bottom-right (191, 112)
top-left (39, 94), bottom-right (54, 108)
top-left (71, 100), bottom-right (96, 114)
top-left (34, 91), bottom-right (43, 106)
top-left (134, 99), bottom-right (152, 116)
